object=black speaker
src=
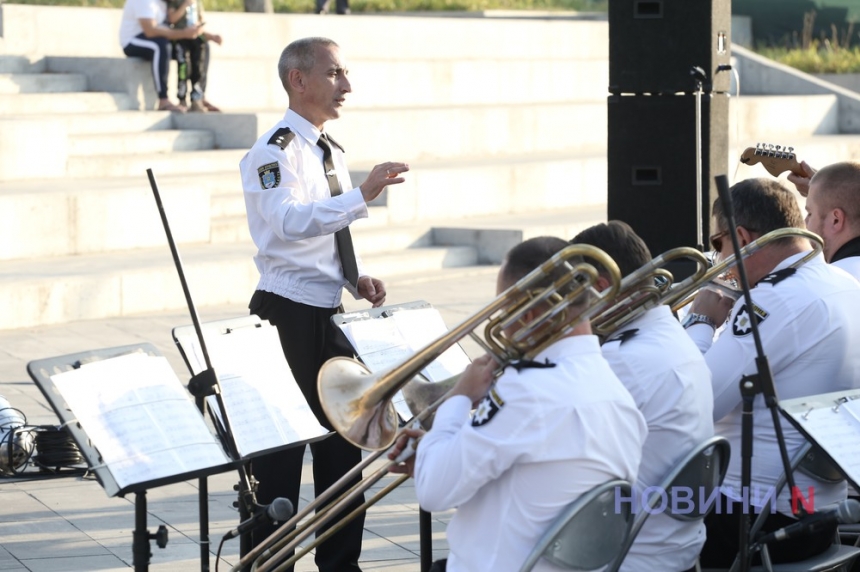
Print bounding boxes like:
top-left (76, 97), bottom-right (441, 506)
top-left (607, 93), bottom-right (729, 278)
top-left (609, 0), bottom-right (732, 94)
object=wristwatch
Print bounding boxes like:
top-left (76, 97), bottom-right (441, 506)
top-left (682, 312), bottom-right (716, 330)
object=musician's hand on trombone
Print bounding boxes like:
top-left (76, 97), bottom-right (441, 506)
top-left (787, 160), bottom-right (816, 198)
top-left (357, 276), bottom-right (387, 307)
top-left (450, 354), bottom-right (497, 407)
top-left (690, 288), bottom-right (734, 327)
top-left (387, 427), bottom-right (425, 477)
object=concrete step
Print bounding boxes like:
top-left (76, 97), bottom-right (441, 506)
top-left (66, 148), bottom-right (247, 178)
top-left (0, 91), bottom-right (139, 114)
top-left (732, 94), bottom-right (839, 141)
top-left (0, 72), bottom-right (87, 94)
top-left (68, 129), bottom-right (216, 156)
top-left (0, 241), bottom-right (480, 330)
top-left (39, 110), bottom-right (174, 135)
top-left (0, 55), bottom-right (47, 74)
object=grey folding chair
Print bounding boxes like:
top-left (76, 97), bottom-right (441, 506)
top-left (606, 435), bottom-right (731, 572)
top-left (518, 480), bottom-right (634, 572)
top-left (723, 442), bottom-right (860, 572)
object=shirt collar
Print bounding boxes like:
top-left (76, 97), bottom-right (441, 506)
top-left (284, 108), bottom-right (323, 146)
top-left (831, 235), bottom-right (860, 264)
top-left (532, 334), bottom-right (601, 364)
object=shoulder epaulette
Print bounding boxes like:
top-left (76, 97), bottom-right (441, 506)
top-left (759, 267), bottom-right (797, 286)
top-left (324, 133), bottom-right (345, 152)
top-left (268, 128), bottom-right (295, 150)
top-left (603, 328), bottom-right (639, 345)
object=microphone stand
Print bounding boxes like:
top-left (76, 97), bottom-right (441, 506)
top-left (691, 66), bottom-right (707, 253)
top-left (147, 169), bottom-right (261, 570)
top-left (715, 175), bottom-right (803, 572)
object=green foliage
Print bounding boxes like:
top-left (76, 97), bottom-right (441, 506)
top-left (758, 44), bottom-right (860, 74)
top-left (8, 0), bottom-right (605, 12)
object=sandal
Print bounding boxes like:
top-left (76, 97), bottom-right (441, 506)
top-left (157, 101), bottom-right (186, 112)
top-left (202, 100), bottom-right (221, 112)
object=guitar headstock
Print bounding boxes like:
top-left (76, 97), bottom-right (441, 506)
top-left (740, 143), bottom-right (805, 177)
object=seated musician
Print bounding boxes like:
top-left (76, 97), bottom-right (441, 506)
top-left (571, 221), bottom-right (715, 572)
top-left (686, 178), bottom-right (860, 566)
top-left (388, 236), bottom-right (648, 572)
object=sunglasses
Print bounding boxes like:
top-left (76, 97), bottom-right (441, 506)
top-left (709, 230), bottom-right (729, 252)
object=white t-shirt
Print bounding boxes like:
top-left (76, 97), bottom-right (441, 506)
top-left (415, 335), bottom-right (647, 572)
top-left (119, 0), bottom-right (167, 48)
top-left (602, 306), bottom-right (714, 572)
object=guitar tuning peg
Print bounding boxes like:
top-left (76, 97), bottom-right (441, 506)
top-left (768, 143), bottom-right (775, 150)
top-left (755, 142), bottom-right (761, 149)
top-left (788, 147), bottom-right (795, 154)
top-left (775, 145), bottom-right (782, 152)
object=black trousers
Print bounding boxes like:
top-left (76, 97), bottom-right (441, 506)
top-left (172, 38), bottom-right (204, 103)
top-left (249, 290), bottom-right (364, 572)
top-left (699, 493), bottom-right (837, 567)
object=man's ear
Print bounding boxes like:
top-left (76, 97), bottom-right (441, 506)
top-left (287, 69), bottom-right (305, 93)
top-left (736, 226), bottom-right (754, 248)
top-left (831, 207), bottom-right (846, 233)
top-left (596, 275), bottom-right (612, 293)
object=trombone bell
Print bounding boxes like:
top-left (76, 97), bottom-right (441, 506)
top-left (318, 357), bottom-right (399, 451)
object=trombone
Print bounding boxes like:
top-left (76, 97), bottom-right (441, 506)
top-left (662, 227), bottom-right (823, 312)
top-left (236, 244), bottom-right (624, 572)
top-left (591, 227), bottom-right (823, 338)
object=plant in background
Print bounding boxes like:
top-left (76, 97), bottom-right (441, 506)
top-left (757, 10), bottom-right (860, 73)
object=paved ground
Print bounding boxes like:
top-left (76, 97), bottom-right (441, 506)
top-left (0, 266), bottom-right (500, 572)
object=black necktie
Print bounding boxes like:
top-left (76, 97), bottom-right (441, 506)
top-left (317, 134), bottom-right (359, 288)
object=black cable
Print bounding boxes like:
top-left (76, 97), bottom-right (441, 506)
top-left (215, 535), bottom-right (227, 572)
top-left (32, 426), bottom-right (85, 472)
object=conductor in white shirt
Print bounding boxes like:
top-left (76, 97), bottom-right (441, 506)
top-left (388, 236), bottom-right (647, 572)
top-left (239, 36), bottom-right (409, 572)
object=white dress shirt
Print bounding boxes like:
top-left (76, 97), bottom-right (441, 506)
top-left (415, 335), bottom-right (647, 572)
top-left (601, 306), bottom-right (714, 572)
top-left (240, 109), bottom-right (367, 308)
top-left (688, 252), bottom-right (860, 514)
top-left (833, 256), bottom-right (860, 281)
top-left (119, 0), bottom-right (167, 47)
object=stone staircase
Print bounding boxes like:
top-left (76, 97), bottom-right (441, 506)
top-left (3, 6), bottom-right (860, 330)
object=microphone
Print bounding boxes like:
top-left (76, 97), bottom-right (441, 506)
top-left (223, 497), bottom-right (294, 541)
top-left (756, 499), bottom-right (860, 545)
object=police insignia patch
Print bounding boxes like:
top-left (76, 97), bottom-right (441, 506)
top-left (258, 162), bottom-right (280, 189)
top-left (759, 267), bottom-right (796, 286)
top-left (471, 388), bottom-right (505, 427)
top-left (732, 303), bottom-right (769, 336)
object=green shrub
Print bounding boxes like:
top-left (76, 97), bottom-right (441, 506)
top-left (758, 44), bottom-right (860, 73)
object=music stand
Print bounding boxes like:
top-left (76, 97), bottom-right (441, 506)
top-left (332, 300), bottom-right (472, 572)
top-left (27, 344), bottom-right (238, 572)
top-left (172, 315), bottom-right (330, 558)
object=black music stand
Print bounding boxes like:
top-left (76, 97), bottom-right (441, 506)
top-left (332, 300), bottom-right (473, 572)
top-left (26, 344), bottom-right (238, 572)
top-left (172, 315), bottom-right (330, 559)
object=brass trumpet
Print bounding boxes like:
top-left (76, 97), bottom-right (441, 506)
top-left (237, 244), bottom-right (624, 572)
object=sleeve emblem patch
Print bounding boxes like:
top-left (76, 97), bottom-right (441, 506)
top-left (732, 303), bottom-right (769, 336)
top-left (257, 162), bottom-right (281, 189)
top-left (471, 388), bottom-right (505, 427)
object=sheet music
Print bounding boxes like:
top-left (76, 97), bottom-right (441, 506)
top-left (199, 324), bottom-right (328, 457)
top-left (782, 391), bottom-right (860, 488)
top-left (50, 353), bottom-right (231, 491)
top-left (337, 305), bottom-right (471, 420)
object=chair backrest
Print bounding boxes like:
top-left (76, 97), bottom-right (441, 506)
top-left (518, 479), bottom-right (634, 572)
top-left (606, 436), bottom-right (731, 572)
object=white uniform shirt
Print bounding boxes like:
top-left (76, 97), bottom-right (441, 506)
top-left (119, 0), bottom-right (166, 47)
top-left (240, 109), bottom-right (367, 308)
top-left (687, 252), bottom-right (860, 514)
top-left (832, 256), bottom-right (860, 281)
top-left (415, 335), bottom-right (647, 572)
top-left (601, 306), bottom-right (714, 572)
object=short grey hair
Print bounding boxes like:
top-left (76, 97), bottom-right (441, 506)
top-left (278, 37), bottom-right (339, 93)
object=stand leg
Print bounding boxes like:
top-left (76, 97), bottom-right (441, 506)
top-left (133, 492), bottom-right (151, 572)
top-left (419, 509), bottom-right (432, 572)
top-left (199, 477), bottom-right (210, 572)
